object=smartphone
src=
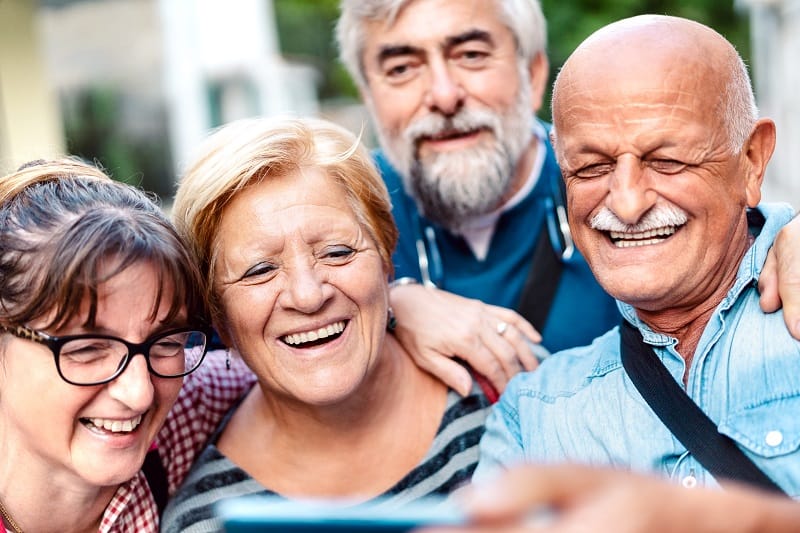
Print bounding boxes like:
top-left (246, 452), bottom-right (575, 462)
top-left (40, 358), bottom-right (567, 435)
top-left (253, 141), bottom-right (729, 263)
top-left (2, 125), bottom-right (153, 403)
top-left (216, 494), bottom-right (467, 533)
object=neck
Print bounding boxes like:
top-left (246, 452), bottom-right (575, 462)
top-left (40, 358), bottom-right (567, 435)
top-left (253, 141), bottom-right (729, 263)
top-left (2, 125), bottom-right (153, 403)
top-left (636, 231), bottom-right (754, 382)
top-left (255, 335), bottom-right (442, 438)
top-left (219, 336), bottom-right (448, 499)
top-left (501, 136), bottom-right (539, 207)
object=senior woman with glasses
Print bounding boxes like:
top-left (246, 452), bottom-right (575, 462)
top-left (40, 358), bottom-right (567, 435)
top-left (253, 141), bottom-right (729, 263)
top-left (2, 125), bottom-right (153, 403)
top-left (160, 116), bottom-right (495, 531)
top-left (0, 159), bottom-right (253, 532)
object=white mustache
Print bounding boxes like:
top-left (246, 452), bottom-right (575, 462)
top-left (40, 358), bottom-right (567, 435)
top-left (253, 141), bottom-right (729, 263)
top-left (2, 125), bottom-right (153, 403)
top-left (590, 205), bottom-right (688, 233)
top-left (403, 107), bottom-right (500, 148)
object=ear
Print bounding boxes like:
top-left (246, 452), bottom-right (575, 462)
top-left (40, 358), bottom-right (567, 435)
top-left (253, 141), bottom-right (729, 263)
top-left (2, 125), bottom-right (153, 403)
top-left (527, 51), bottom-right (550, 113)
top-left (741, 118), bottom-right (776, 208)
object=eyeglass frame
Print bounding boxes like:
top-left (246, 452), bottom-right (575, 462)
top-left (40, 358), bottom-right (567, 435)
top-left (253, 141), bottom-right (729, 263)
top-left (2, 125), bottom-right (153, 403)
top-left (0, 323), bottom-right (211, 386)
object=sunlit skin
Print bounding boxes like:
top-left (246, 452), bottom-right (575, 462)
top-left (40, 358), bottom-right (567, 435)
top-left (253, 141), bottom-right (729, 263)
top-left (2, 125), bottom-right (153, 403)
top-left (213, 168), bottom-right (395, 408)
top-left (551, 17), bottom-right (775, 362)
top-left (359, 0), bottom-right (547, 199)
top-left (0, 260), bottom-right (184, 532)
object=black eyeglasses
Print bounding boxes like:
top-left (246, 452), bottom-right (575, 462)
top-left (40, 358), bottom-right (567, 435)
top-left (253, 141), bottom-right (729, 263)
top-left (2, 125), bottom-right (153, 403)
top-left (0, 324), bottom-right (210, 386)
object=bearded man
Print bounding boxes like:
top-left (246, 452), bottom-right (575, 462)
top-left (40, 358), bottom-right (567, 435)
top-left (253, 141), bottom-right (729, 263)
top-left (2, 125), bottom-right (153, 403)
top-left (336, 0), bottom-right (619, 397)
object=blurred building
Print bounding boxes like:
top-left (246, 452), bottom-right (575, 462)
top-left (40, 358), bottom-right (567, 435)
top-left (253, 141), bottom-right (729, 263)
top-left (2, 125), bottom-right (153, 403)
top-left (738, 0), bottom-right (800, 208)
top-left (0, 0), bottom-right (65, 172)
top-left (1, 0), bottom-right (318, 194)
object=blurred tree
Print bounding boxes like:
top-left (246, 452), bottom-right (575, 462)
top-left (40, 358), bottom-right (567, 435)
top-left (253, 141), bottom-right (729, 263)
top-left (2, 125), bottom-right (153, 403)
top-left (274, 0), bottom-right (358, 101)
top-left (539, 0), bottom-right (750, 119)
top-left (62, 86), bottom-right (173, 199)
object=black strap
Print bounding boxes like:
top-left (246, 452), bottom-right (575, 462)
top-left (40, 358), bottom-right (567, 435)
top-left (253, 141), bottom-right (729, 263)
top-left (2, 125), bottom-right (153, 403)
top-left (142, 447), bottom-right (169, 516)
top-left (620, 320), bottom-right (786, 495)
top-left (516, 222), bottom-right (563, 332)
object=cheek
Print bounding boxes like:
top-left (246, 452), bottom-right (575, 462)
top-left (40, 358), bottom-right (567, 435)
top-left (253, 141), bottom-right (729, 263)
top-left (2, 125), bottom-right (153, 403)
top-left (154, 378), bottom-right (182, 408)
top-left (368, 84), bottom-right (422, 131)
top-left (220, 286), bottom-right (276, 331)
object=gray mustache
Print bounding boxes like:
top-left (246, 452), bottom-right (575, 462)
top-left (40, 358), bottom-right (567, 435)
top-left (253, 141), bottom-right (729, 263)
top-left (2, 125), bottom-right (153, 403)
top-left (590, 205), bottom-right (688, 233)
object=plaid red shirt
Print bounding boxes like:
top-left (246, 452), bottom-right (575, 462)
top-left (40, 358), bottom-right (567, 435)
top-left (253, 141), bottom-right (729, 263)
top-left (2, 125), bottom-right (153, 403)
top-left (99, 350), bottom-right (255, 532)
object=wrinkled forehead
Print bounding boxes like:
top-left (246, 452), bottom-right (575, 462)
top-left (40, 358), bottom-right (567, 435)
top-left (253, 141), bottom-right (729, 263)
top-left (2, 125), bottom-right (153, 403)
top-left (554, 28), bottom-right (727, 126)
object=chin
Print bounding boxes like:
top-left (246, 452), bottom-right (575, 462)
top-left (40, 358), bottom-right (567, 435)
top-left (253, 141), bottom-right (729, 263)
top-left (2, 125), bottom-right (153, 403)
top-left (79, 460), bottom-right (142, 488)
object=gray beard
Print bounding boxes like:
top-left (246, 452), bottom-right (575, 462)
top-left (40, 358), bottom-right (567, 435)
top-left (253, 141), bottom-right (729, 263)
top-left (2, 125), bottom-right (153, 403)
top-left (374, 74), bottom-right (534, 234)
top-left (408, 135), bottom-right (516, 232)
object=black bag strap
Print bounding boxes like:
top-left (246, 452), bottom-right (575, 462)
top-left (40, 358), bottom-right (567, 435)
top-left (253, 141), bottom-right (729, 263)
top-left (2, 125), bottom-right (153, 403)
top-left (142, 447), bottom-right (169, 516)
top-left (516, 214), bottom-right (563, 332)
top-left (619, 320), bottom-right (786, 495)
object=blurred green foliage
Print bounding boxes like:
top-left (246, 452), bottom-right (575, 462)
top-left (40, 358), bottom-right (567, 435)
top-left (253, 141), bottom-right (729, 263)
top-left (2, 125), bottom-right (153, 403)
top-left (538, 0), bottom-right (750, 118)
top-left (62, 87), bottom-right (173, 198)
top-left (274, 0), bottom-right (358, 100)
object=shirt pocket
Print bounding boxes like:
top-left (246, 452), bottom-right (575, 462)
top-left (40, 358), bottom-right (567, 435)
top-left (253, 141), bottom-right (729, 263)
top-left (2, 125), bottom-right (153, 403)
top-left (718, 394), bottom-right (800, 497)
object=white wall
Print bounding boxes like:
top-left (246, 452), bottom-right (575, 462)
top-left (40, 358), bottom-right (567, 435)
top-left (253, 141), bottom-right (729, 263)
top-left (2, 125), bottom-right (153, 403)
top-left (738, 0), bottom-right (800, 209)
top-left (158, 0), bottom-right (319, 176)
top-left (0, 0), bottom-right (65, 173)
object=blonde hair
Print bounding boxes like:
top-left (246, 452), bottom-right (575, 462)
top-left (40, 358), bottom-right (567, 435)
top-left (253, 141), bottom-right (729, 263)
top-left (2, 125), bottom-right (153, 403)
top-left (172, 116), bottom-right (398, 326)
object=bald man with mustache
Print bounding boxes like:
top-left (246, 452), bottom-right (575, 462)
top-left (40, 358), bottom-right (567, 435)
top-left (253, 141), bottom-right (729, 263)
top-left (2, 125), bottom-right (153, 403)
top-left (474, 14), bottom-right (800, 500)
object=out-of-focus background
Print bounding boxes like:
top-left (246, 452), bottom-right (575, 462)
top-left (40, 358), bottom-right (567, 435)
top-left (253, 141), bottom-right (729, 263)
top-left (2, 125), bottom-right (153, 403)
top-left (1, 0), bottom-right (797, 208)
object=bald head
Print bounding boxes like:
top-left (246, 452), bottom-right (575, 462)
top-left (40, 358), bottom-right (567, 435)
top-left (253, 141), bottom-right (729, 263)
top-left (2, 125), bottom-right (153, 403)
top-left (552, 15), bottom-right (757, 153)
top-left (547, 14), bottom-right (777, 320)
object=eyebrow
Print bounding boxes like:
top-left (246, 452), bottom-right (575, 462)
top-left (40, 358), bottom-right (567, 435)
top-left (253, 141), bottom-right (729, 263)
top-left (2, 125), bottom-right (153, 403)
top-left (376, 28), bottom-right (495, 64)
top-left (377, 44), bottom-right (422, 64)
top-left (445, 29), bottom-right (494, 49)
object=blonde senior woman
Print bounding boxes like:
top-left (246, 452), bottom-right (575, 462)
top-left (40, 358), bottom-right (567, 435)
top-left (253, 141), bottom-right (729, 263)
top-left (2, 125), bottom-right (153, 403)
top-left (161, 117), bottom-right (493, 531)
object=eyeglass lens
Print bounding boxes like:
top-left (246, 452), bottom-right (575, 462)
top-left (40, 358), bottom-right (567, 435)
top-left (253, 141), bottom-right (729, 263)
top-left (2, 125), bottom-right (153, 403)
top-left (58, 330), bottom-right (207, 384)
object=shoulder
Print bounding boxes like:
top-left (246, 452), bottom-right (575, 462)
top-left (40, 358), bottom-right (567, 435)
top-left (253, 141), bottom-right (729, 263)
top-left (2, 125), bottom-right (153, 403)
top-left (501, 327), bottom-right (623, 407)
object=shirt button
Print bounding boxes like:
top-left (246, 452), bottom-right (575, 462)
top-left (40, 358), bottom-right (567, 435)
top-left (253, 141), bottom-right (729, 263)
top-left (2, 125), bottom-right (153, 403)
top-left (681, 475), bottom-right (697, 489)
top-left (765, 430), bottom-right (784, 447)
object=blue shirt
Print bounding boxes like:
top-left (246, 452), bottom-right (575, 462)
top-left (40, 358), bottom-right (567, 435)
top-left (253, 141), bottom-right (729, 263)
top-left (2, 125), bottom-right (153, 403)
top-left (376, 121), bottom-right (619, 353)
top-left (474, 203), bottom-right (800, 497)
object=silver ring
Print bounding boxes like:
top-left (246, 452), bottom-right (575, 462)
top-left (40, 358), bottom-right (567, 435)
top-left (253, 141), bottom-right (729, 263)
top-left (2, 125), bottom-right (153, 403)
top-left (496, 321), bottom-right (508, 335)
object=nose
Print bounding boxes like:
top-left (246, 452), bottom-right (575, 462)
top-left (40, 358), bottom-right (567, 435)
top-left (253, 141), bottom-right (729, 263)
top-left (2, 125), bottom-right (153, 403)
top-left (606, 155), bottom-right (658, 225)
top-left (278, 260), bottom-right (329, 314)
top-left (107, 353), bottom-right (154, 411)
top-left (424, 59), bottom-right (464, 116)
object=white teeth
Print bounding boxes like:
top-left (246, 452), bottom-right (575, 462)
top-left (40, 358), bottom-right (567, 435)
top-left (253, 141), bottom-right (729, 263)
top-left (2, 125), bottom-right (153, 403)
top-left (610, 226), bottom-right (678, 247)
top-left (283, 321), bottom-right (345, 346)
top-left (87, 414), bottom-right (143, 433)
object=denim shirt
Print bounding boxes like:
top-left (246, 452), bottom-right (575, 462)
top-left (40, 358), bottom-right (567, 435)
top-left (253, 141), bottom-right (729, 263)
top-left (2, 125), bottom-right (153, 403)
top-left (474, 203), bottom-right (800, 497)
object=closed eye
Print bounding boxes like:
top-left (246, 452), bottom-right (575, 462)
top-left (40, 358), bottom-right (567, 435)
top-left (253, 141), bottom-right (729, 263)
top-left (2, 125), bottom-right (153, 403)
top-left (242, 262), bottom-right (276, 279)
top-left (321, 245), bottom-right (356, 263)
top-left (648, 159), bottom-right (688, 174)
top-left (574, 162), bottom-right (615, 179)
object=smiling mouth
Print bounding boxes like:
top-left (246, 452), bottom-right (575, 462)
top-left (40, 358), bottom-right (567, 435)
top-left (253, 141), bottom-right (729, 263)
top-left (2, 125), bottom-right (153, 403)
top-left (419, 127), bottom-right (487, 144)
top-left (81, 414), bottom-right (143, 434)
top-left (281, 320), bottom-right (346, 348)
top-left (609, 226), bottom-right (680, 248)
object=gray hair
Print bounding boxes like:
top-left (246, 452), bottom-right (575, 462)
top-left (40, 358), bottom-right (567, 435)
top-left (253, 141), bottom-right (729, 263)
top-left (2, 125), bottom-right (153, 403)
top-left (724, 54), bottom-right (759, 152)
top-left (336, 0), bottom-right (547, 89)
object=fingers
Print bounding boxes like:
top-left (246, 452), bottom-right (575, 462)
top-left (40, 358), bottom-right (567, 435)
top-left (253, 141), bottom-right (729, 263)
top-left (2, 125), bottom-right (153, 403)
top-left (413, 350), bottom-right (475, 397)
top-left (388, 283), bottom-right (545, 394)
top-left (490, 306), bottom-right (542, 344)
top-left (759, 246), bottom-right (781, 313)
top-left (771, 219), bottom-right (800, 339)
top-left (487, 307), bottom-right (544, 372)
